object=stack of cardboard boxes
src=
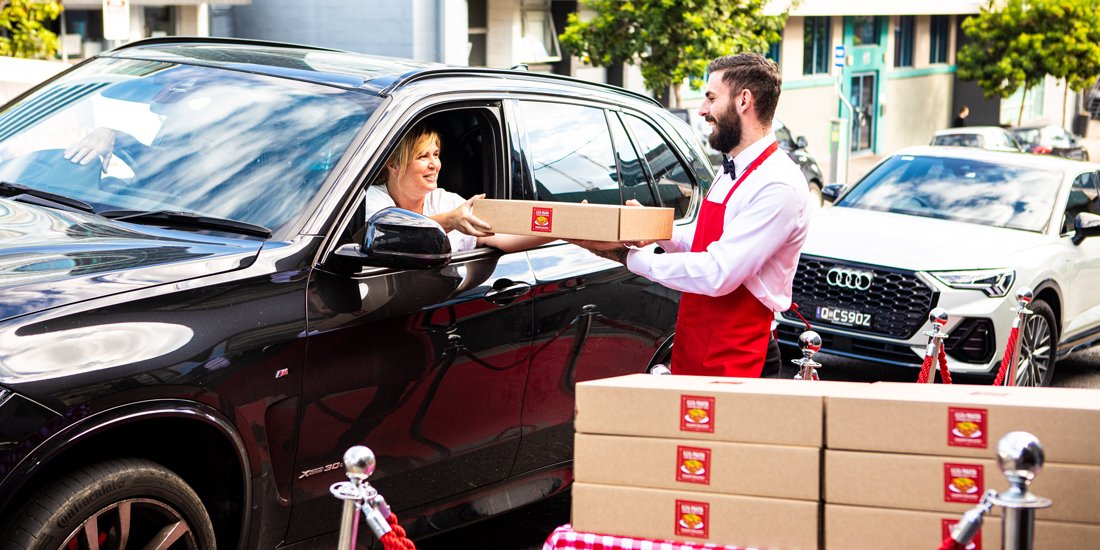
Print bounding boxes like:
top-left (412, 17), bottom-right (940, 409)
top-left (825, 382), bottom-right (1100, 550)
top-left (571, 376), bottom-right (1100, 549)
top-left (572, 374), bottom-right (860, 549)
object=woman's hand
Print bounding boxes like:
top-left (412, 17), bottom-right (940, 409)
top-left (440, 193), bottom-right (493, 237)
top-left (64, 128), bottom-right (117, 169)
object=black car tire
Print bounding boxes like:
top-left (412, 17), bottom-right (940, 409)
top-left (1015, 299), bottom-right (1058, 387)
top-left (3, 458), bottom-right (216, 550)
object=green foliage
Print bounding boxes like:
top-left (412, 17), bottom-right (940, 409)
top-left (957, 0), bottom-right (1100, 123)
top-left (559, 0), bottom-right (785, 101)
top-left (0, 0), bottom-right (63, 59)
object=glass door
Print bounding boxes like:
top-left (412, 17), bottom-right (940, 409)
top-left (850, 72), bottom-right (876, 153)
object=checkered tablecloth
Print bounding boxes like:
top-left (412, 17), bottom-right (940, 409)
top-left (542, 525), bottom-right (757, 550)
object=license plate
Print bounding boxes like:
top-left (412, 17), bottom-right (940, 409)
top-left (815, 306), bottom-right (872, 327)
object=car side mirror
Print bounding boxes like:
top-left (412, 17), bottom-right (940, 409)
top-left (1072, 212), bottom-right (1100, 245)
top-left (821, 183), bottom-right (846, 203)
top-left (796, 136), bottom-right (808, 149)
top-left (333, 207), bottom-right (452, 269)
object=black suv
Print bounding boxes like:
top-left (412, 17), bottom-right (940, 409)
top-left (0, 38), bottom-right (713, 549)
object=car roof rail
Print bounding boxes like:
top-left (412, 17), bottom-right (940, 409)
top-left (108, 36), bottom-right (343, 54)
top-left (376, 67), bottom-right (661, 107)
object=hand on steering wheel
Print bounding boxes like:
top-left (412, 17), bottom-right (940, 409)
top-left (64, 128), bottom-right (116, 169)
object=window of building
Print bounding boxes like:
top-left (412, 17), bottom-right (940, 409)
top-left (803, 16), bottom-right (831, 75)
top-left (467, 0), bottom-right (487, 66)
top-left (518, 0), bottom-right (561, 64)
top-left (930, 15), bottom-right (949, 64)
top-left (767, 40), bottom-right (781, 66)
top-left (852, 16), bottom-right (880, 46)
top-left (894, 15), bottom-right (914, 67)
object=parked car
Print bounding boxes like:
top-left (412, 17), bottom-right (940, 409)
top-left (1009, 124), bottom-right (1090, 161)
top-left (776, 146), bottom-right (1100, 386)
top-left (668, 109), bottom-right (825, 204)
top-left (930, 126), bottom-right (1023, 152)
top-left (0, 38), bottom-right (714, 549)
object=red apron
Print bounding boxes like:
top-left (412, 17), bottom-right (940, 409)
top-left (672, 142), bottom-right (779, 377)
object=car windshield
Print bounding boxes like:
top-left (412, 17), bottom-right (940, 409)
top-left (836, 154), bottom-right (1063, 232)
top-left (932, 134), bottom-right (982, 148)
top-left (0, 59), bottom-right (377, 233)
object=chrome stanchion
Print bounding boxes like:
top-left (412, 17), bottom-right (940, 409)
top-left (920, 308), bottom-right (949, 384)
top-left (649, 364), bottom-right (672, 375)
top-left (790, 330), bottom-right (822, 381)
top-left (945, 432), bottom-right (1052, 550)
top-left (331, 445), bottom-right (392, 550)
top-left (1002, 288), bottom-right (1034, 387)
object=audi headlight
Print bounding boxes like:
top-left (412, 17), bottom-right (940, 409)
top-left (930, 269), bottom-right (1015, 297)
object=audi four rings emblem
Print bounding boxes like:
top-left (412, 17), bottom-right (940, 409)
top-left (826, 267), bottom-right (874, 290)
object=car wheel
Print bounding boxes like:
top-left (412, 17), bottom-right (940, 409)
top-left (1014, 299), bottom-right (1058, 387)
top-left (3, 458), bottom-right (216, 550)
top-left (808, 182), bottom-right (824, 207)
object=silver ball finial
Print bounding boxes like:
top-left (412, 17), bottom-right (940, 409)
top-left (997, 431), bottom-right (1044, 483)
top-left (929, 307), bottom-right (949, 327)
top-left (649, 364), bottom-right (672, 375)
top-left (798, 331), bottom-right (822, 358)
top-left (344, 445), bottom-right (376, 481)
top-left (1016, 287), bottom-right (1033, 305)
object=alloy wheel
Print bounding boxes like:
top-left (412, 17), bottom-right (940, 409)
top-left (60, 498), bottom-right (200, 550)
top-left (1015, 313), bottom-right (1053, 387)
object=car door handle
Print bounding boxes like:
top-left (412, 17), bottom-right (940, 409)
top-left (484, 280), bottom-right (531, 305)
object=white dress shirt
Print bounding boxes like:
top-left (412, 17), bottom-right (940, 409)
top-left (626, 133), bottom-right (811, 313)
top-left (363, 184), bottom-right (478, 252)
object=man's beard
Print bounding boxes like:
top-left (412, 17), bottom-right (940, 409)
top-left (708, 113), bottom-right (742, 153)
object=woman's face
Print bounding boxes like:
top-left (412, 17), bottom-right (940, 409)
top-left (391, 140), bottom-right (441, 200)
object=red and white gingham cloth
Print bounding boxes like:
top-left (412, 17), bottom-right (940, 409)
top-left (543, 524), bottom-right (758, 550)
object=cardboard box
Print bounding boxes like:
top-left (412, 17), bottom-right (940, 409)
top-left (575, 433), bottom-right (821, 500)
top-left (826, 504), bottom-right (1100, 550)
top-left (572, 482), bottom-right (819, 549)
top-left (471, 199), bottom-right (673, 241)
top-left (825, 382), bottom-right (1100, 465)
top-left (576, 374), bottom-right (865, 446)
top-left (824, 450), bottom-right (1100, 523)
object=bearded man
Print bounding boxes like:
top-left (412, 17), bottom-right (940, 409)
top-left (572, 53), bottom-right (811, 377)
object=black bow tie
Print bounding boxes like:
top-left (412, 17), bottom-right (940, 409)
top-left (722, 156), bottom-right (736, 176)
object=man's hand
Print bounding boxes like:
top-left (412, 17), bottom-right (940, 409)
top-left (568, 239), bottom-right (630, 264)
top-left (439, 193), bottom-right (494, 237)
top-left (64, 128), bottom-right (116, 169)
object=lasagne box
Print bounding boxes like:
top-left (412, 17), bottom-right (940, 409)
top-left (574, 433), bottom-right (821, 500)
top-left (576, 373), bottom-right (865, 446)
top-left (826, 504), bottom-right (1100, 550)
top-left (470, 198), bottom-right (673, 241)
top-left (824, 450), bottom-right (1100, 523)
top-left (825, 382), bottom-right (1100, 465)
top-left (572, 482), bottom-right (819, 549)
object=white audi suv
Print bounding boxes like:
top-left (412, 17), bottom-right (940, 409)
top-left (776, 146), bottom-right (1100, 386)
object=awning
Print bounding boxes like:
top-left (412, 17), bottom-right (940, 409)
top-left (63, 0), bottom-right (251, 7)
top-left (764, 0), bottom-right (984, 16)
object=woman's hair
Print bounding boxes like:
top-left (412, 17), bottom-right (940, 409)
top-left (377, 124), bottom-right (441, 186)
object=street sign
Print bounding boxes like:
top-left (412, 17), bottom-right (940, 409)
top-left (103, 0), bottom-right (131, 42)
top-left (834, 45), bottom-right (846, 68)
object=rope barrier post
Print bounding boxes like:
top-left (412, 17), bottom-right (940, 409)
top-left (919, 308), bottom-right (949, 384)
top-left (1002, 288), bottom-right (1034, 387)
top-left (790, 330), bottom-right (822, 380)
top-left (989, 432), bottom-right (1052, 550)
top-left (331, 446), bottom-right (376, 550)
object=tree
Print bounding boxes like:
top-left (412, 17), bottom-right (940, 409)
top-left (0, 0), bottom-right (63, 59)
top-left (559, 0), bottom-right (785, 107)
top-left (958, 0), bottom-right (1100, 127)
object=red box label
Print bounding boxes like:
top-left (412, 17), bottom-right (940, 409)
top-left (944, 463), bottom-right (984, 504)
top-left (948, 407), bottom-right (988, 448)
top-left (942, 518), bottom-right (982, 550)
top-left (531, 207), bottom-right (553, 233)
top-left (674, 499), bottom-right (709, 539)
top-left (675, 445), bottom-right (712, 485)
top-left (680, 395), bottom-right (715, 433)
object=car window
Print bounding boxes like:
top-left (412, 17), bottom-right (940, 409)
top-left (608, 113), bottom-right (658, 206)
top-left (774, 122), bottom-right (796, 150)
top-left (1012, 128), bottom-right (1039, 148)
top-left (519, 101), bottom-right (621, 205)
top-left (623, 113), bottom-right (696, 219)
top-left (1063, 171), bottom-right (1100, 234)
top-left (932, 134), bottom-right (982, 148)
top-left (1044, 126), bottom-right (1073, 147)
top-left (837, 154), bottom-right (1063, 232)
top-left (998, 131), bottom-right (1019, 150)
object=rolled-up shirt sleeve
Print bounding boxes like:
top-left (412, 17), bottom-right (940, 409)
top-left (626, 181), bottom-right (802, 297)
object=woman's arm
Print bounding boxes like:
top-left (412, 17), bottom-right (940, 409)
top-left (479, 234), bottom-right (554, 253)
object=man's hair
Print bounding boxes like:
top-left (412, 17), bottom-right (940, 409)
top-left (379, 124), bottom-right (441, 186)
top-left (707, 53), bottom-right (782, 124)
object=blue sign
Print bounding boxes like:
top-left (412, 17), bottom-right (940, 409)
top-left (834, 45), bottom-right (846, 68)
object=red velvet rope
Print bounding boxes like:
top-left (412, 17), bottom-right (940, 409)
top-left (917, 343), bottom-right (953, 384)
top-left (379, 512), bottom-right (417, 550)
top-left (992, 324), bottom-right (1021, 386)
top-left (916, 350), bottom-right (935, 383)
top-left (788, 302), bottom-right (812, 331)
top-left (937, 345), bottom-right (953, 384)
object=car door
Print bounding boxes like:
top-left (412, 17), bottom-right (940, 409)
top-left (510, 100), bottom-right (694, 474)
top-left (1060, 170), bottom-right (1100, 341)
top-left (286, 104), bottom-right (535, 543)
